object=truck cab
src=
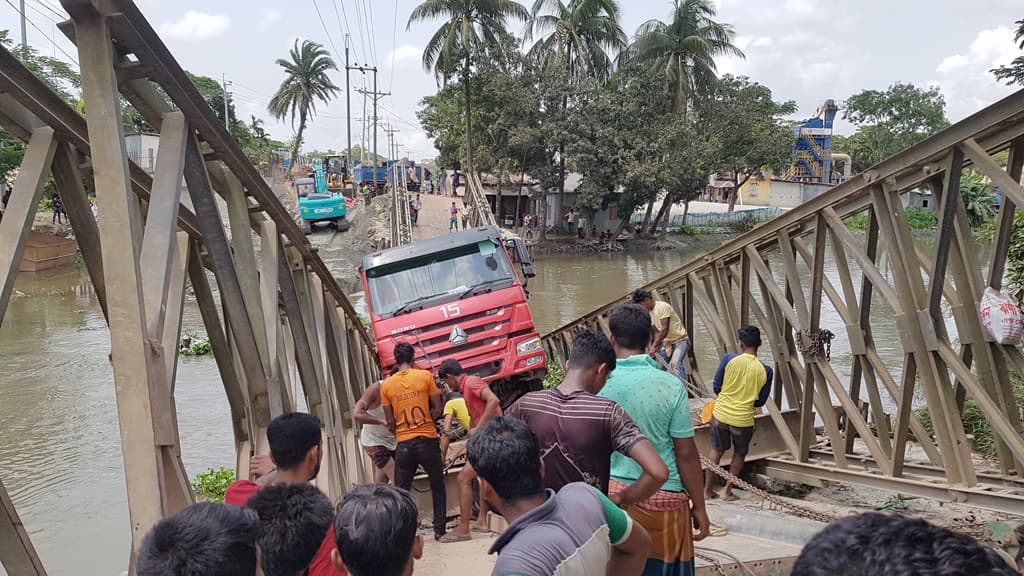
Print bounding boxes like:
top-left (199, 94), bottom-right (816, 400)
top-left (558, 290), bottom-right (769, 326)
top-left (361, 227), bottom-right (546, 407)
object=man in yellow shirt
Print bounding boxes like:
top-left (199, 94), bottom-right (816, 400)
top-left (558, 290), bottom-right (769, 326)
top-left (631, 289), bottom-right (690, 383)
top-left (440, 391), bottom-right (470, 461)
top-left (704, 326), bottom-right (773, 501)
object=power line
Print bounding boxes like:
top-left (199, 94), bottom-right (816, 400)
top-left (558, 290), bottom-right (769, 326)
top-left (364, 0), bottom-right (378, 66)
top-left (330, 0), bottom-right (359, 64)
top-left (27, 0), bottom-right (62, 20)
top-left (389, 0), bottom-right (398, 92)
top-left (351, 0), bottom-right (370, 65)
top-left (310, 0), bottom-right (343, 64)
top-left (4, 0), bottom-right (79, 66)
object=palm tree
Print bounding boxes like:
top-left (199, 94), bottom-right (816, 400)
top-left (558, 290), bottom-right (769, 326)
top-left (408, 0), bottom-right (529, 175)
top-left (268, 40), bottom-right (341, 166)
top-left (525, 0), bottom-right (626, 81)
top-left (627, 0), bottom-right (743, 114)
top-left (526, 0), bottom-right (625, 219)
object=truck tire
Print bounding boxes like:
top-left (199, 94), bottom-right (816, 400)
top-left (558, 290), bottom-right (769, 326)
top-left (335, 217), bottom-right (351, 232)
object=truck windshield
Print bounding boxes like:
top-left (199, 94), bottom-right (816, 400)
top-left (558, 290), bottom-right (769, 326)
top-left (366, 240), bottom-right (515, 317)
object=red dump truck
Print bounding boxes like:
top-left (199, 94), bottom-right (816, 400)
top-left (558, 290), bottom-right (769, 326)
top-left (361, 226), bottom-right (546, 406)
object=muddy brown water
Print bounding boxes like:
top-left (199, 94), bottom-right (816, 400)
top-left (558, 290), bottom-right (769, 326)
top-left (0, 233), bottom-right (951, 574)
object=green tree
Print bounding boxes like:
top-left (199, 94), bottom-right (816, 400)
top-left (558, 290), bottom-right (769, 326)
top-left (694, 74), bottom-right (796, 211)
top-left (625, 0), bottom-right (743, 114)
top-left (0, 30), bottom-right (80, 102)
top-left (268, 40), bottom-right (341, 166)
top-left (407, 0), bottom-right (529, 176)
top-left (839, 82), bottom-right (949, 170)
top-left (525, 0), bottom-right (626, 81)
top-left (526, 0), bottom-right (625, 219)
top-left (992, 19), bottom-right (1024, 86)
top-left (959, 170), bottom-right (995, 228)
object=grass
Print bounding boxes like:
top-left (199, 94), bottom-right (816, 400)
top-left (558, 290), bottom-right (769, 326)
top-left (543, 363), bottom-right (564, 389)
top-left (846, 206), bottom-right (938, 231)
top-left (914, 375), bottom-right (1024, 458)
top-left (191, 467), bottom-right (235, 502)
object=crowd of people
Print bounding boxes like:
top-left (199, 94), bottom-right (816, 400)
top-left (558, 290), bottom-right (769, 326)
top-left (134, 292), bottom-right (1019, 576)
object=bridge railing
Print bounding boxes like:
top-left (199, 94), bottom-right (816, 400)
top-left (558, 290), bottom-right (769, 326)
top-left (0, 1), bottom-right (381, 571)
top-left (466, 170), bottom-right (498, 228)
top-left (391, 161), bottom-right (413, 246)
top-left (543, 89), bottom-right (1024, 515)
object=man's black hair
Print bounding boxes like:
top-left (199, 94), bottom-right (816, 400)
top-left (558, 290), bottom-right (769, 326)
top-left (245, 483), bottom-right (333, 576)
top-left (138, 503), bottom-right (258, 576)
top-left (438, 358), bottom-right (464, 378)
top-left (393, 342), bottom-right (415, 366)
top-left (738, 325), bottom-right (762, 349)
top-left (629, 288), bottom-right (653, 304)
top-left (567, 329), bottom-right (617, 373)
top-left (468, 416), bottom-right (543, 503)
top-left (792, 512), bottom-right (1017, 576)
top-left (266, 412), bottom-right (321, 471)
top-left (609, 304), bottom-right (654, 351)
top-left (334, 485), bottom-right (419, 576)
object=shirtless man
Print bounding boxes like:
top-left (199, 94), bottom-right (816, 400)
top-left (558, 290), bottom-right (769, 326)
top-left (354, 381), bottom-right (397, 484)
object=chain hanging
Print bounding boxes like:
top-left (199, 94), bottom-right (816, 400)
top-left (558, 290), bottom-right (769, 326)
top-left (795, 328), bottom-right (836, 361)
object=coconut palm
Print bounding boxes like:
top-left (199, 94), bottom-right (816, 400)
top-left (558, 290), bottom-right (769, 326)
top-left (525, 0), bottom-right (626, 81)
top-left (268, 40), bottom-right (340, 166)
top-left (408, 0), bottom-right (529, 174)
top-left (627, 0), bottom-right (744, 114)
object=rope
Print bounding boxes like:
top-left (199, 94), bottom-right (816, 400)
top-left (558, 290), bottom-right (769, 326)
top-left (700, 453), bottom-right (838, 525)
top-left (695, 546), bottom-right (760, 576)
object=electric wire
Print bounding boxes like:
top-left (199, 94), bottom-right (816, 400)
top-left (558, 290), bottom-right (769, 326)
top-left (364, 0), bottom-right (378, 66)
top-left (26, 0), bottom-right (63, 20)
top-left (4, 0), bottom-right (78, 66)
top-left (389, 0), bottom-right (398, 92)
top-left (310, 0), bottom-right (344, 64)
top-left (330, 0), bottom-right (359, 64)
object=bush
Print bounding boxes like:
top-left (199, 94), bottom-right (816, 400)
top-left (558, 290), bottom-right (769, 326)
top-left (844, 207), bottom-right (936, 231)
top-left (676, 225), bottom-right (699, 236)
top-left (914, 375), bottom-right (1024, 458)
top-left (543, 363), bottom-right (564, 389)
top-left (191, 467), bottom-right (235, 502)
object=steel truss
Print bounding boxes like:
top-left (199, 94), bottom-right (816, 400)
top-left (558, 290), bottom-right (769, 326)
top-left (0, 1), bottom-right (381, 573)
top-left (543, 89), bottom-right (1024, 515)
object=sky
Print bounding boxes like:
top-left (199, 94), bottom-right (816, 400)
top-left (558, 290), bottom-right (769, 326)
top-left (2, 0), bottom-right (1022, 162)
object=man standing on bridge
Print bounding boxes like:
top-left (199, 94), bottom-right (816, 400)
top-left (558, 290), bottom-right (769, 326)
top-left (600, 304), bottom-right (710, 576)
top-left (380, 342), bottom-right (447, 540)
top-left (631, 289), bottom-right (690, 384)
top-left (704, 325), bottom-right (772, 502)
top-left (437, 358), bottom-right (502, 543)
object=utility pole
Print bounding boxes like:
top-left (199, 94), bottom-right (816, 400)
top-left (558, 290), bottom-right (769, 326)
top-left (221, 73), bottom-right (232, 130)
top-left (18, 0), bottom-right (26, 54)
top-left (355, 86), bottom-right (391, 164)
top-left (345, 35), bottom-right (352, 192)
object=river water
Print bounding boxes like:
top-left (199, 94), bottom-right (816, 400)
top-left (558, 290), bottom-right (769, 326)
top-left (0, 232), bottom-right (952, 574)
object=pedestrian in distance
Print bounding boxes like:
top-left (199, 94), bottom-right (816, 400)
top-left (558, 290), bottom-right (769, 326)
top-left (137, 503), bottom-right (258, 576)
top-left (354, 381), bottom-right (397, 484)
top-left (599, 303), bottom-right (711, 576)
top-left (631, 288), bottom-right (691, 384)
top-left (438, 168), bottom-right (447, 195)
top-left (331, 485), bottom-right (424, 576)
top-left (423, 177), bottom-right (433, 195)
top-left (470, 416), bottom-right (652, 576)
top-left (380, 342), bottom-right (447, 540)
top-left (791, 512), bottom-right (1018, 576)
top-left (51, 190), bottom-right (64, 225)
top-left (507, 329), bottom-right (668, 504)
top-left (436, 358), bottom-right (503, 543)
top-left (461, 204), bottom-right (469, 230)
top-left (222, 412), bottom-right (343, 576)
top-left (245, 483), bottom-right (334, 576)
top-left (411, 194), bottom-right (422, 226)
top-left (449, 202), bottom-right (459, 232)
top-left (704, 325), bottom-right (772, 502)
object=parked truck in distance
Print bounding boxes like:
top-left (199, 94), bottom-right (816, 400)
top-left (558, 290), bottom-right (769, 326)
top-left (361, 226), bottom-right (545, 407)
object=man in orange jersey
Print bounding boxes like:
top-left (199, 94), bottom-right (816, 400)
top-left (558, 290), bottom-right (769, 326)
top-left (381, 342), bottom-right (446, 540)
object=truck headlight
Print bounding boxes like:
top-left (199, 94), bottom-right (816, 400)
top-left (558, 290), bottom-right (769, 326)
top-left (516, 336), bottom-right (542, 356)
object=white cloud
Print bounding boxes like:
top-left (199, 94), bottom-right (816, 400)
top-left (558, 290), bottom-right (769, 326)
top-left (936, 54), bottom-right (968, 73)
top-left (783, 0), bottom-right (815, 16)
top-left (934, 26), bottom-right (1019, 122)
top-left (158, 11), bottom-right (230, 41)
top-left (388, 45), bottom-right (422, 67)
top-left (257, 9), bottom-right (282, 31)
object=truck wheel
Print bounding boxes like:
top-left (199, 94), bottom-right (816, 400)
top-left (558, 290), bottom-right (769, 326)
top-left (335, 217), bottom-right (351, 232)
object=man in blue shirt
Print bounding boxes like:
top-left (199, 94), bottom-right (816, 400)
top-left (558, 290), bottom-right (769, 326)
top-left (704, 326), bottom-right (772, 501)
top-left (599, 304), bottom-right (709, 576)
